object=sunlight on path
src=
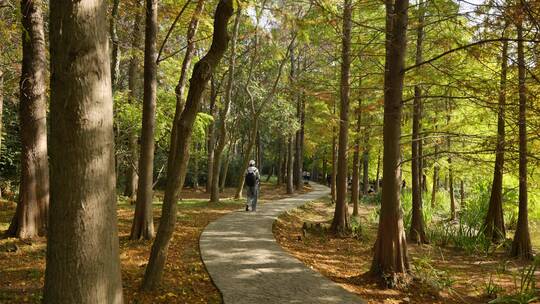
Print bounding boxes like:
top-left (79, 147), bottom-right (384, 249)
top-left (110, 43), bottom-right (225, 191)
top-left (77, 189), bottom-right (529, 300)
top-left (200, 184), bottom-right (366, 304)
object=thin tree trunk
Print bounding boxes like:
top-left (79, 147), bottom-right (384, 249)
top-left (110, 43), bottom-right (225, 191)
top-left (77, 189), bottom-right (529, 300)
top-left (110, 0), bottom-right (121, 90)
top-left (44, 0), bottom-right (124, 301)
top-left (371, 0), bottom-right (410, 284)
top-left (375, 147), bottom-right (381, 193)
top-left (409, 0), bottom-right (428, 244)
top-left (130, 0), bottom-right (159, 240)
top-left (210, 4), bottom-right (239, 202)
top-left (446, 100), bottom-right (456, 220)
top-left (331, 0), bottom-right (352, 234)
top-left (511, 21), bottom-right (532, 260)
top-left (484, 39), bottom-right (507, 243)
top-left (286, 136), bottom-right (294, 194)
top-left (206, 78), bottom-right (218, 193)
top-left (220, 141), bottom-right (234, 191)
top-left (277, 138), bottom-right (283, 185)
top-left (331, 121), bottom-right (337, 202)
top-left (123, 3), bottom-right (143, 199)
top-left (193, 144), bottom-right (199, 189)
top-left (431, 147), bottom-right (439, 208)
top-left (351, 99), bottom-right (361, 217)
top-left (7, 0), bottom-right (49, 239)
top-left (362, 149), bottom-right (369, 194)
top-left (142, 0), bottom-right (233, 289)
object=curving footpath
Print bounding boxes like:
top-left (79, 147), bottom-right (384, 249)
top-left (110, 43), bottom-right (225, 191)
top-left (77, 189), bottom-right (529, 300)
top-left (199, 184), bottom-right (366, 304)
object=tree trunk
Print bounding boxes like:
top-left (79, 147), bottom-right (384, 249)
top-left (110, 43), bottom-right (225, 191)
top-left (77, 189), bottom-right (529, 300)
top-left (511, 21), bottom-right (532, 260)
top-left (409, 0), bottom-right (428, 244)
top-left (286, 136), bottom-right (294, 194)
top-left (446, 100), bottom-right (456, 220)
top-left (110, 0), bottom-right (121, 90)
top-left (331, 125), bottom-right (337, 202)
top-left (277, 138), bottom-right (283, 185)
top-left (142, 0), bottom-right (233, 289)
top-left (362, 149), bottom-right (370, 194)
top-left (193, 144), bottom-right (199, 189)
top-left (123, 3), bottom-right (143, 199)
top-left (484, 39), bottom-right (507, 243)
top-left (44, 0), bottom-right (124, 301)
top-left (206, 78), bottom-right (218, 193)
top-left (210, 1), bottom-right (239, 203)
top-left (430, 142), bottom-right (439, 208)
top-left (0, 69), bottom-right (3, 168)
top-left (351, 99), bottom-right (361, 217)
top-left (371, 0), bottom-right (410, 284)
top-left (7, 0), bottom-right (49, 239)
top-left (130, 0), bottom-right (159, 240)
top-left (331, 0), bottom-right (352, 234)
top-left (220, 141), bottom-right (234, 191)
top-left (375, 147), bottom-right (381, 193)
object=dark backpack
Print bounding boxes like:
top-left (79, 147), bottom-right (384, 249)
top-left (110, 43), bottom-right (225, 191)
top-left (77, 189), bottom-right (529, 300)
top-left (245, 171), bottom-right (257, 187)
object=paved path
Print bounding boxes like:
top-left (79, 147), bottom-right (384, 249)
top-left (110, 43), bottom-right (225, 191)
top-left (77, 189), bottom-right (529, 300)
top-left (200, 184), bottom-right (366, 304)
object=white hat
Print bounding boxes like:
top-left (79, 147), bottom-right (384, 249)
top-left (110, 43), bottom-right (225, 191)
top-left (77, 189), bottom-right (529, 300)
top-left (249, 160), bottom-right (256, 166)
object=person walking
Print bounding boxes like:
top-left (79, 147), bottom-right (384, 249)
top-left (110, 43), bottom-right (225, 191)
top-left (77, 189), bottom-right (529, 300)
top-left (244, 160), bottom-right (260, 211)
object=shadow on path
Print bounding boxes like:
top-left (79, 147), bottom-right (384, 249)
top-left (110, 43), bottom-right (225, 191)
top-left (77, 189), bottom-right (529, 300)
top-left (200, 184), bottom-right (366, 304)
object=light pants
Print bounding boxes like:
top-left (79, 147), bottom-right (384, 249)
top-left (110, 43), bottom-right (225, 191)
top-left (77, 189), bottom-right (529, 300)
top-left (246, 185), bottom-right (258, 211)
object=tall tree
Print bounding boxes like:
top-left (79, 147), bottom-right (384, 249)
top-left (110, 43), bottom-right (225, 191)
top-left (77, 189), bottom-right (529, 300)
top-left (142, 0), bottom-right (233, 289)
top-left (351, 98), bottom-right (361, 217)
top-left (371, 0), bottom-right (410, 284)
top-left (286, 136), bottom-right (294, 194)
top-left (7, 0), bottom-right (49, 239)
top-left (510, 19), bottom-right (532, 260)
top-left (484, 39), bottom-right (507, 243)
top-left (210, 6), bottom-right (241, 203)
top-left (110, 0), bottom-right (121, 89)
top-left (330, 0), bottom-right (352, 234)
top-left (447, 99), bottom-right (456, 220)
top-left (123, 1), bottom-right (143, 199)
top-left (409, 0), bottom-right (428, 244)
top-left (44, 0), bottom-right (124, 301)
top-left (130, 0), bottom-right (159, 240)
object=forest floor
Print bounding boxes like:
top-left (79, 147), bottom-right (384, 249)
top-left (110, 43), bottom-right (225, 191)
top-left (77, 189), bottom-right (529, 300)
top-left (274, 198), bottom-right (540, 304)
top-left (0, 182), bottom-right (306, 303)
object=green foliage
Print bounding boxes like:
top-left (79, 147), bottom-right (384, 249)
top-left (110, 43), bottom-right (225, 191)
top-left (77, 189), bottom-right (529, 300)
top-left (412, 254), bottom-right (455, 292)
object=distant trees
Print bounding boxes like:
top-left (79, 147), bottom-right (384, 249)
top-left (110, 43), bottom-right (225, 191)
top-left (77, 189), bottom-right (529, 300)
top-left (44, 0), bottom-right (124, 301)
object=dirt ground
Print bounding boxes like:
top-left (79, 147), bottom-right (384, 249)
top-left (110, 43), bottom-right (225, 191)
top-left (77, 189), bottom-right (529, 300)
top-left (0, 182), bottom-right (304, 303)
top-left (273, 199), bottom-right (539, 304)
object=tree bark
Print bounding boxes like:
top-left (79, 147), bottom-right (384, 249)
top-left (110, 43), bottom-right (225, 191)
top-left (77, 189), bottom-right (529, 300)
top-left (286, 135), bottom-right (294, 194)
top-left (44, 0), bottom-right (124, 302)
top-left (409, 0), bottom-right (428, 244)
top-left (7, 0), bottom-right (49, 239)
top-left (130, 0), bottom-right (159, 240)
top-left (362, 149), bottom-right (369, 194)
top-left (331, 111), bottom-right (337, 203)
top-left (511, 21), bottom-right (532, 260)
top-left (141, 0), bottom-right (233, 289)
top-left (331, 0), bottom-right (352, 234)
top-left (0, 69), bottom-right (3, 165)
top-left (206, 78), bottom-right (218, 193)
top-left (371, 0), bottom-right (410, 284)
top-left (484, 39), bottom-right (507, 243)
top-left (220, 141), bottom-right (234, 191)
top-left (446, 100), bottom-right (456, 220)
top-left (211, 7), bottom-right (240, 202)
top-left (277, 138), bottom-right (283, 185)
top-left (375, 147), bottom-right (381, 193)
top-left (351, 99), bottom-right (361, 217)
top-left (110, 0), bottom-right (121, 90)
top-left (430, 143), bottom-right (439, 208)
top-left (123, 3), bottom-right (143, 199)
